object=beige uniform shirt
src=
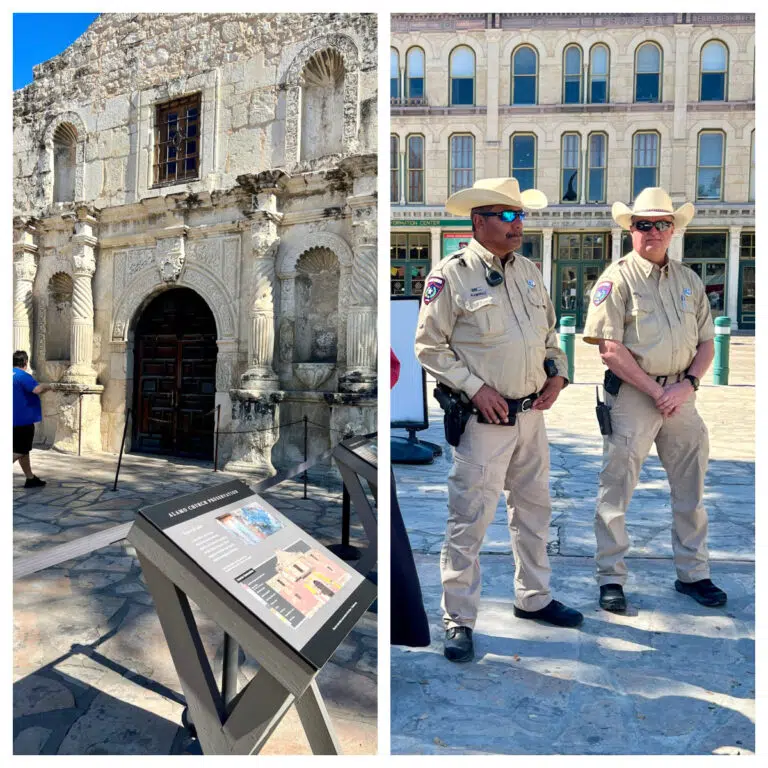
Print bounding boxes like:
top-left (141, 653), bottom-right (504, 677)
top-left (414, 238), bottom-right (569, 400)
top-left (583, 250), bottom-right (715, 376)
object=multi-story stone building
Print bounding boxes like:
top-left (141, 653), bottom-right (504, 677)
top-left (13, 13), bottom-right (377, 474)
top-left (391, 13), bottom-right (754, 329)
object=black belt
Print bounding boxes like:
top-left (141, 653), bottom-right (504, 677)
top-left (504, 392), bottom-right (539, 414)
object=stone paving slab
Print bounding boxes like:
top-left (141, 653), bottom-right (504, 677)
top-left (13, 451), bottom-right (376, 755)
top-left (392, 334), bottom-right (754, 755)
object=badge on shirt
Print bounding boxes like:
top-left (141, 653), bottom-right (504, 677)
top-left (593, 280), bottom-right (613, 306)
top-left (527, 279), bottom-right (536, 288)
top-left (681, 287), bottom-right (692, 305)
top-left (423, 276), bottom-right (445, 305)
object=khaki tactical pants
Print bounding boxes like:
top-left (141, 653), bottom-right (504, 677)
top-left (595, 382), bottom-right (710, 586)
top-left (442, 411), bottom-right (553, 630)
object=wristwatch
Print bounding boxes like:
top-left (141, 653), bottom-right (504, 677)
top-left (684, 373), bottom-right (700, 391)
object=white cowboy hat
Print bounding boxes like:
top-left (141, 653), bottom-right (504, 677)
top-left (445, 177), bottom-right (548, 216)
top-left (612, 187), bottom-right (695, 230)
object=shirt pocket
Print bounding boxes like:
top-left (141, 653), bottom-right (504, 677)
top-left (629, 295), bottom-right (657, 343)
top-left (463, 295), bottom-right (506, 336)
top-left (680, 301), bottom-right (699, 339)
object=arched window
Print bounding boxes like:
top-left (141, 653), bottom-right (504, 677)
top-left (632, 131), bottom-right (660, 199)
top-left (449, 134), bottom-right (474, 194)
top-left (589, 44), bottom-right (609, 104)
top-left (53, 123), bottom-right (78, 203)
top-left (510, 133), bottom-right (536, 192)
top-left (390, 135), bottom-right (400, 203)
top-left (700, 41), bottom-right (728, 101)
top-left (512, 46), bottom-right (537, 105)
top-left (563, 45), bottom-right (583, 104)
top-left (635, 42), bottom-right (662, 103)
top-left (450, 46), bottom-right (475, 106)
top-left (390, 48), bottom-right (400, 100)
top-left (407, 134), bottom-right (425, 203)
top-left (561, 133), bottom-right (581, 202)
top-left (406, 47), bottom-right (425, 101)
top-left (587, 132), bottom-right (607, 203)
top-left (696, 131), bottom-right (725, 201)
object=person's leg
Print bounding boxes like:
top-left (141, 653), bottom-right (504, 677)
top-left (655, 399), bottom-right (711, 583)
top-left (442, 416), bottom-right (517, 630)
top-left (594, 385), bottom-right (660, 586)
top-left (18, 454), bottom-right (34, 479)
top-left (503, 410), bottom-right (554, 612)
top-left (13, 425), bottom-right (36, 479)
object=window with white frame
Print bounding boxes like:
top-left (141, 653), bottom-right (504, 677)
top-left (561, 133), bottom-right (581, 203)
top-left (696, 131), bottom-right (725, 201)
top-left (700, 41), bottom-right (728, 101)
top-left (563, 45), bottom-right (583, 104)
top-left (407, 134), bottom-right (425, 203)
top-left (512, 45), bottom-right (537, 105)
top-left (632, 131), bottom-right (659, 199)
top-left (450, 134), bottom-right (474, 194)
top-left (406, 47), bottom-right (425, 100)
top-left (450, 46), bottom-right (475, 106)
top-left (511, 133), bottom-right (536, 192)
top-left (635, 43), bottom-right (661, 103)
top-left (589, 44), bottom-right (609, 104)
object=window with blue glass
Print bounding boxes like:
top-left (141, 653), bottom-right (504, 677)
top-left (512, 46), bottom-right (537, 105)
top-left (390, 135), bottom-right (400, 203)
top-left (700, 41), bottom-right (727, 101)
top-left (563, 45), bottom-right (583, 104)
top-left (561, 133), bottom-right (581, 203)
top-left (587, 133), bottom-right (607, 203)
top-left (589, 44), bottom-right (609, 104)
top-left (632, 132), bottom-right (659, 199)
top-left (635, 43), bottom-right (661, 103)
top-left (407, 134), bottom-right (425, 203)
top-left (696, 131), bottom-right (725, 201)
top-left (511, 133), bottom-right (536, 192)
top-left (406, 47), bottom-right (425, 100)
top-left (390, 48), bottom-right (400, 100)
top-left (450, 134), bottom-right (474, 194)
top-left (450, 46), bottom-right (475, 106)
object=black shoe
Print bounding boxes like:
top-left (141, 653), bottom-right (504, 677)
top-left (513, 599), bottom-right (583, 628)
top-left (599, 584), bottom-right (627, 613)
top-left (675, 578), bottom-right (727, 607)
top-left (444, 626), bottom-right (474, 663)
top-left (24, 476), bottom-right (46, 488)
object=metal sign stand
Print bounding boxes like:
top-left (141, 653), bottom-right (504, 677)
top-left (129, 515), bottom-right (341, 755)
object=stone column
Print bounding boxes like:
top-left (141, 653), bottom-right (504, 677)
top-left (612, 227), bottom-right (624, 262)
top-left (342, 218), bottom-right (377, 393)
top-left (13, 219), bottom-right (38, 359)
top-left (430, 226), bottom-right (442, 269)
top-left (727, 226), bottom-right (742, 328)
top-left (242, 214), bottom-right (281, 392)
top-left (485, 29), bottom-right (501, 161)
top-left (669, 228), bottom-right (685, 262)
top-left (63, 208), bottom-right (98, 384)
top-left (542, 227), bottom-right (554, 294)
top-left (671, 25), bottom-right (693, 199)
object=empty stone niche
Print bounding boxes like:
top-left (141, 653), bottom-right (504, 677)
top-left (53, 122), bottom-right (77, 203)
top-left (46, 272), bottom-right (73, 361)
top-left (294, 248), bottom-right (339, 373)
top-left (301, 49), bottom-right (344, 161)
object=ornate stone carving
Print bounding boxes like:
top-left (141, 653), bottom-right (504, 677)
top-left (277, 232), bottom-right (353, 277)
top-left (353, 247), bottom-right (377, 308)
top-left (13, 251), bottom-right (37, 356)
top-left (155, 235), bottom-right (186, 282)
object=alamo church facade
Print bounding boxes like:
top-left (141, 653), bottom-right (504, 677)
top-left (13, 13), bottom-right (377, 475)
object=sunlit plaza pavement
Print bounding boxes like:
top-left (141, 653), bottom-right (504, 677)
top-left (13, 455), bottom-right (376, 755)
top-left (391, 334), bottom-right (754, 755)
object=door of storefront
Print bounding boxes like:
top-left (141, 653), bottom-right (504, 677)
top-left (683, 231), bottom-right (728, 319)
top-left (391, 231), bottom-right (431, 297)
top-left (554, 261), bottom-right (604, 327)
top-left (685, 261), bottom-right (727, 319)
top-left (132, 288), bottom-right (218, 459)
top-left (738, 260), bottom-right (755, 329)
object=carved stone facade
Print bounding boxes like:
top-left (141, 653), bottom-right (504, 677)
top-left (391, 13), bottom-right (755, 329)
top-left (13, 13), bottom-right (377, 470)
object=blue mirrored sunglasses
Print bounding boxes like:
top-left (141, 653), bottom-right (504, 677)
top-left (476, 210), bottom-right (526, 223)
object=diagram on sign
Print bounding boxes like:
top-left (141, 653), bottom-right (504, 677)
top-left (235, 540), bottom-right (351, 629)
top-left (216, 502), bottom-right (283, 545)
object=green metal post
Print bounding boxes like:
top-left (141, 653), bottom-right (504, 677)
top-left (559, 315), bottom-right (576, 383)
top-left (713, 316), bottom-right (731, 385)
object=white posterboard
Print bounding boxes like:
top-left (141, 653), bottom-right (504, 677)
top-left (390, 297), bottom-right (428, 429)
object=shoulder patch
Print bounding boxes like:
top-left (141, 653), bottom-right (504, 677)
top-left (423, 276), bottom-right (445, 305)
top-left (593, 281), bottom-right (613, 306)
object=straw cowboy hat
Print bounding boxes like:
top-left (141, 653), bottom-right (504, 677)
top-left (445, 177), bottom-right (548, 216)
top-left (612, 187), bottom-right (695, 230)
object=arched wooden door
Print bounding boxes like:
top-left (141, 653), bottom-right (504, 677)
top-left (132, 288), bottom-right (217, 459)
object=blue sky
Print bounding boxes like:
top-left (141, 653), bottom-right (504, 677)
top-left (13, 13), bottom-right (100, 91)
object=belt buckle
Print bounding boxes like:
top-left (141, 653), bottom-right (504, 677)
top-left (520, 397), bottom-right (533, 413)
top-left (656, 375), bottom-right (668, 386)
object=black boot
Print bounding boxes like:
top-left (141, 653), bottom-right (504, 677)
top-left (513, 600), bottom-right (583, 627)
top-left (444, 626), bottom-right (474, 662)
top-left (599, 584), bottom-right (627, 612)
top-left (675, 579), bottom-right (727, 607)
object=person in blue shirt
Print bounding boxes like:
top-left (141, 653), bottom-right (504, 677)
top-left (13, 350), bottom-right (51, 488)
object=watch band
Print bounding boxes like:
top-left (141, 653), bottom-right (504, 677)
top-left (684, 374), bottom-right (699, 391)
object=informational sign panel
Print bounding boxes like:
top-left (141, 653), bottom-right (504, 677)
top-left (137, 480), bottom-right (376, 669)
top-left (442, 231), bottom-right (472, 258)
top-left (391, 296), bottom-right (427, 429)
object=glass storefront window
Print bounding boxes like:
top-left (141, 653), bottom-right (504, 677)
top-left (391, 232), bottom-right (431, 297)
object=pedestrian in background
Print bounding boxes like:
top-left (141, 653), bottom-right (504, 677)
top-left (13, 350), bottom-right (50, 488)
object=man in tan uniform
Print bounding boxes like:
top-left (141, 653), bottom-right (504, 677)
top-left (415, 178), bottom-right (583, 663)
top-left (583, 187), bottom-right (726, 612)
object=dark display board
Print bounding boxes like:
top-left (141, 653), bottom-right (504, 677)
top-left (138, 479), bottom-right (376, 669)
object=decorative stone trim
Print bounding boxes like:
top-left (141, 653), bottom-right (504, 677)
top-left (41, 111), bottom-right (87, 206)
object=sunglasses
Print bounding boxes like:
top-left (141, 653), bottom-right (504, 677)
top-left (475, 210), bottom-right (526, 223)
top-left (633, 219), bottom-right (673, 232)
